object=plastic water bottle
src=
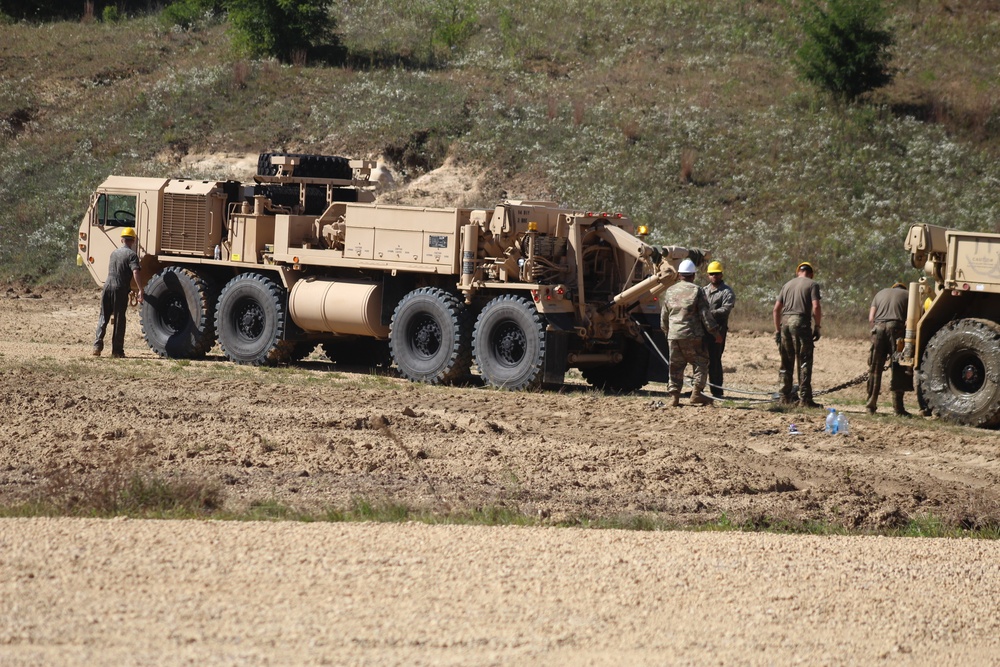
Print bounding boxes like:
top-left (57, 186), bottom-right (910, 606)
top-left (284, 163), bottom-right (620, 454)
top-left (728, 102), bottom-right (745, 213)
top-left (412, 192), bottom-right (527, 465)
top-left (836, 412), bottom-right (849, 436)
top-left (214, 244), bottom-right (221, 260)
top-left (825, 408), bottom-right (838, 435)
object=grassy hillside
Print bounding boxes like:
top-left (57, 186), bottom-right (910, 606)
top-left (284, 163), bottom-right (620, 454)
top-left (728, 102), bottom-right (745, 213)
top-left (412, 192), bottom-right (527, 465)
top-left (1, 0), bottom-right (999, 318)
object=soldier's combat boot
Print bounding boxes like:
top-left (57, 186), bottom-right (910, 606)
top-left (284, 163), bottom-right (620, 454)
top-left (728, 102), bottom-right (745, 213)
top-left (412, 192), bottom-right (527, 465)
top-left (669, 391), bottom-right (681, 407)
top-left (689, 389), bottom-right (714, 406)
top-left (866, 374), bottom-right (880, 414)
top-left (893, 391), bottom-right (911, 417)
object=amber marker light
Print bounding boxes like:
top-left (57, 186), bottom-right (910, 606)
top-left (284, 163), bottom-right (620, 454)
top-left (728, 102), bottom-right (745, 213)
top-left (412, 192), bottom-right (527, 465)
top-left (637, 225), bottom-right (649, 236)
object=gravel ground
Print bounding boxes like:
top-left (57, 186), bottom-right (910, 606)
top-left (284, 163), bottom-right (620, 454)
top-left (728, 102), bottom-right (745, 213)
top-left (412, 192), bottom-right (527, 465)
top-left (2, 518), bottom-right (999, 666)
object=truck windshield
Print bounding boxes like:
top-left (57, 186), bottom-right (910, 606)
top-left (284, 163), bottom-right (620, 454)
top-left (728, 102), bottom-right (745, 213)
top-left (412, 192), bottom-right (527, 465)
top-left (96, 193), bottom-right (137, 227)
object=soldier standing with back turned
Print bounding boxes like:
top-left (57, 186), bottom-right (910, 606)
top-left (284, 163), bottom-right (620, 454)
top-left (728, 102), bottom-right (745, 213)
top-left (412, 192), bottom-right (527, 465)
top-left (866, 282), bottom-right (912, 416)
top-left (662, 259), bottom-right (722, 407)
top-left (773, 261), bottom-right (822, 408)
top-left (92, 227), bottom-right (143, 358)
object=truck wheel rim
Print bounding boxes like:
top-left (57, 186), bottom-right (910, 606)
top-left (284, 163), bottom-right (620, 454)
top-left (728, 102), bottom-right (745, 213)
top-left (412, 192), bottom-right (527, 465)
top-left (162, 294), bottom-right (187, 333)
top-left (235, 300), bottom-right (265, 341)
top-left (950, 353), bottom-right (984, 393)
top-left (410, 315), bottom-right (441, 359)
top-left (492, 321), bottom-right (526, 367)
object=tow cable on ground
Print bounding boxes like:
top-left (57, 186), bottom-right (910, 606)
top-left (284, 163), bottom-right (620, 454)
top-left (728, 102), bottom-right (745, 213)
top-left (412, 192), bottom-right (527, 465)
top-left (639, 325), bottom-right (869, 405)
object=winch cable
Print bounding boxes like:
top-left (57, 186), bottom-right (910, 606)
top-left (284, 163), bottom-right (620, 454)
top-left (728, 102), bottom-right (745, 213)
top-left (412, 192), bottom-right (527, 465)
top-left (639, 325), bottom-right (870, 403)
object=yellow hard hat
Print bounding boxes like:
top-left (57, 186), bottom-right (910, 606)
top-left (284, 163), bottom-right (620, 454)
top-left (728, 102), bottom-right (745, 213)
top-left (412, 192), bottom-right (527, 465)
top-left (120, 227), bottom-right (136, 238)
top-left (796, 261), bottom-right (813, 273)
top-left (706, 260), bottom-right (724, 274)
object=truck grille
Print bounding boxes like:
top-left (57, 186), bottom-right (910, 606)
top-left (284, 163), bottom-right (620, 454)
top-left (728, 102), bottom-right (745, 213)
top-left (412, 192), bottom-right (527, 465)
top-left (161, 193), bottom-right (209, 255)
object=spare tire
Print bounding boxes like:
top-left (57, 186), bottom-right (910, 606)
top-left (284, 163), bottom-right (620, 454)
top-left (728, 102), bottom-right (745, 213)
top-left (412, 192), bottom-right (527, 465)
top-left (257, 152), bottom-right (352, 180)
top-left (141, 267), bottom-right (217, 359)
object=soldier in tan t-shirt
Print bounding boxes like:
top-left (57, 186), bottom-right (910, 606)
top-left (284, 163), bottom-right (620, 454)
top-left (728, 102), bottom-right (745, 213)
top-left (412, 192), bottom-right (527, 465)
top-left (772, 261), bottom-right (822, 408)
top-left (866, 282), bottom-right (912, 415)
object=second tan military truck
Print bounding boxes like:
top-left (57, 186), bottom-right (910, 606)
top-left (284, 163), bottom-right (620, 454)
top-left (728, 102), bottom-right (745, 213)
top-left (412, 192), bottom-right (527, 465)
top-left (78, 153), bottom-right (707, 392)
top-left (902, 223), bottom-right (1000, 426)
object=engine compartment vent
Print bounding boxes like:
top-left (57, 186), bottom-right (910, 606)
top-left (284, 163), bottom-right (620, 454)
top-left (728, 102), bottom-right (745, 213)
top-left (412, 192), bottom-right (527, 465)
top-left (161, 192), bottom-right (210, 256)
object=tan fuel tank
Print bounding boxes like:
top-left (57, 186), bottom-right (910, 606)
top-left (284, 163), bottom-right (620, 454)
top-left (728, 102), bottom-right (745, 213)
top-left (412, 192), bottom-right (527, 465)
top-left (289, 278), bottom-right (390, 337)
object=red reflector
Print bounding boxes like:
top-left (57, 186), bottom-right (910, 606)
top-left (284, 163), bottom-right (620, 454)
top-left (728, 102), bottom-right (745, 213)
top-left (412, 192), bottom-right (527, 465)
top-left (532, 290), bottom-right (539, 302)
top-left (963, 283), bottom-right (970, 290)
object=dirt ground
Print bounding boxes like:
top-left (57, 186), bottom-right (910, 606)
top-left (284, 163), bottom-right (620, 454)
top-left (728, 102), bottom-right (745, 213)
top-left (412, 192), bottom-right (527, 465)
top-left (2, 285), bottom-right (999, 529)
top-left (2, 286), bottom-right (1000, 665)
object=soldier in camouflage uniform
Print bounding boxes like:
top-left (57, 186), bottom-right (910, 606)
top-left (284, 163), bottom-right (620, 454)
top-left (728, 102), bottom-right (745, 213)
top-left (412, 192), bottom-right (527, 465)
top-left (661, 259), bottom-right (722, 407)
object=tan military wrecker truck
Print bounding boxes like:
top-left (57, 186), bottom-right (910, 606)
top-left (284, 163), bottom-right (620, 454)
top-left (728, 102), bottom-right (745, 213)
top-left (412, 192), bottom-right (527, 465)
top-left (902, 223), bottom-right (1000, 426)
top-left (78, 152), bottom-right (707, 392)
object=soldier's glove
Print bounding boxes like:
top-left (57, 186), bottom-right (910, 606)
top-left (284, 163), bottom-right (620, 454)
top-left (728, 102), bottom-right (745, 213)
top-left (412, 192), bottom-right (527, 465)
top-left (812, 327), bottom-right (821, 342)
top-left (774, 331), bottom-right (781, 346)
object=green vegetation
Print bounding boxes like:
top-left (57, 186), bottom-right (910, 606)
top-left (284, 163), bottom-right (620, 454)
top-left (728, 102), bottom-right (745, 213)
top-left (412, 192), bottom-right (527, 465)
top-left (792, 0), bottom-right (895, 102)
top-left (2, 1), bottom-right (999, 318)
top-left (2, 471), bottom-right (996, 538)
top-left (226, 0), bottom-right (339, 63)
top-left (3, 467), bottom-right (223, 518)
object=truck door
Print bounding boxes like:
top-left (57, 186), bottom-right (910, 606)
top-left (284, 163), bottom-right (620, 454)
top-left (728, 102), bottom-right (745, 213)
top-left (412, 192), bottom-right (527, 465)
top-left (83, 190), bottom-right (140, 286)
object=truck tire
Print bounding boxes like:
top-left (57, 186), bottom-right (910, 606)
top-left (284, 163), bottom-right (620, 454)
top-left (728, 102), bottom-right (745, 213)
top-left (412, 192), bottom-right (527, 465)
top-left (389, 287), bottom-right (471, 384)
top-left (918, 318), bottom-right (1000, 427)
top-left (140, 267), bottom-right (217, 359)
top-left (473, 295), bottom-right (546, 391)
top-left (581, 338), bottom-right (650, 394)
top-left (257, 152), bottom-right (352, 180)
top-left (216, 273), bottom-right (293, 366)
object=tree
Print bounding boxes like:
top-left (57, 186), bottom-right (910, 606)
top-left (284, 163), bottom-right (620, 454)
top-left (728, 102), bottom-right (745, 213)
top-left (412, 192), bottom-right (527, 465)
top-left (225, 0), bottom-right (337, 63)
top-left (793, 0), bottom-right (894, 103)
